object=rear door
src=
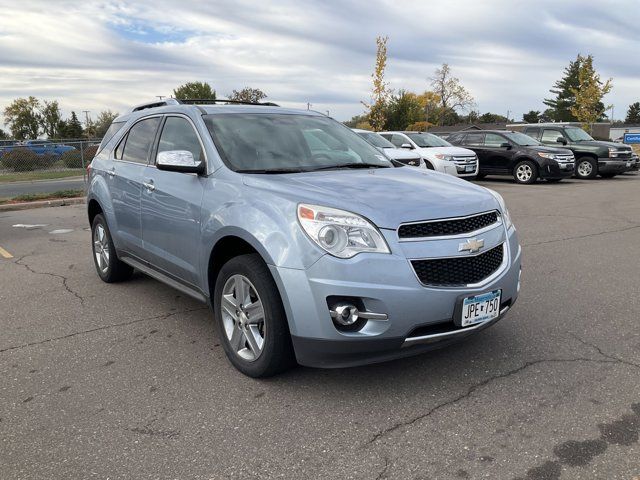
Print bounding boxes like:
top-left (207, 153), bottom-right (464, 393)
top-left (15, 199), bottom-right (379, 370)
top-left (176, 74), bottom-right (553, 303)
top-left (109, 116), bottom-right (161, 257)
top-left (140, 115), bottom-right (206, 286)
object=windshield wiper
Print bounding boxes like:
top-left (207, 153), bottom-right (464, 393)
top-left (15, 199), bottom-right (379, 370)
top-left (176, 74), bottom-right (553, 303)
top-left (235, 167), bottom-right (309, 174)
top-left (308, 162), bottom-right (390, 171)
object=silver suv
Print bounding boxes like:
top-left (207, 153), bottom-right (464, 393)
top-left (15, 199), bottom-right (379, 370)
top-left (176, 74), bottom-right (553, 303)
top-left (87, 99), bottom-right (522, 377)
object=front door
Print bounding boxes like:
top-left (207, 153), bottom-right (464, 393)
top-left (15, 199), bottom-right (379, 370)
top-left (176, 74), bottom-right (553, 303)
top-left (140, 115), bottom-right (205, 286)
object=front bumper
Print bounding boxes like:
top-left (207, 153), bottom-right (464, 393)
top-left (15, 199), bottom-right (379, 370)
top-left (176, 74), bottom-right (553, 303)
top-left (272, 226), bottom-right (521, 368)
top-left (540, 161), bottom-right (574, 179)
top-left (598, 158), bottom-right (631, 174)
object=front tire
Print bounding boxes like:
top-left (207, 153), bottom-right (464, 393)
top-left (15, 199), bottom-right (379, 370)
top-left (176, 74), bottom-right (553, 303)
top-left (575, 157), bottom-right (598, 179)
top-left (213, 254), bottom-right (295, 378)
top-left (513, 160), bottom-right (538, 184)
top-left (91, 214), bottom-right (133, 283)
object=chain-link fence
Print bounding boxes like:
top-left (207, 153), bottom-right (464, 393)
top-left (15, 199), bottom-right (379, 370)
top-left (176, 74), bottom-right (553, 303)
top-left (0, 138), bottom-right (101, 200)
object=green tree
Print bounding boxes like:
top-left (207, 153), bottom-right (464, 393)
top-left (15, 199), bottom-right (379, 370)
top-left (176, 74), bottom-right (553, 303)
top-left (570, 55), bottom-right (612, 130)
top-left (625, 102), bottom-right (640, 124)
top-left (384, 90), bottom-right (424, 130)
top-left (343, 114), bottom-right (369, 128)
top-left (39, 100), bottom-right (63, 138)
top-left (362, 35), bottom-right (390, 131)
top-left (544, 55), bottom-right (608, 122)
top-left (229, 87), bottom-right (267, 103)
top-left (478, 112), bottom-right (508, 123)
top-left (3, 96), bottom-right (41, 140)
top-left (0, 128), bottom-right (9, 139)
top-left (430, 64), bottom-right (474, 126)
top-left (94, 110), bottom-right (119, 137)
top-left (60, 111), bottom-right (84, 139)
top-left (173, 81), bottom-right (216, 100)
top-left (523, 110), bottom-right (541, 123)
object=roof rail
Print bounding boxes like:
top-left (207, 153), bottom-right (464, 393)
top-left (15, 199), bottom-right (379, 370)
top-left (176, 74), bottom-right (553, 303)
top-left (130, 98), bottom-right (181, 113)
top-left (177, 98), bottom-right (280, 107)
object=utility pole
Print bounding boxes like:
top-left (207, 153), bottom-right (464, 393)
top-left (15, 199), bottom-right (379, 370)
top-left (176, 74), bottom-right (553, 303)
top-left (306, 102), bottom-right (312, 111)
top-left (83, 110), bottom-right (91, 137)
top-left (156, 95), bottom-right (165, 101)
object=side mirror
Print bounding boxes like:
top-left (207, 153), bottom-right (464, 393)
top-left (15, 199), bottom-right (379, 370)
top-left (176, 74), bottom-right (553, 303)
top-left (156, 150), bottom-right (204, 174)
top-left (557, 136), bottom-right (567, 145)
top-left (500, 142), bottom-right (512, 149)
top-left (400, 143), bottom-right (413, 149)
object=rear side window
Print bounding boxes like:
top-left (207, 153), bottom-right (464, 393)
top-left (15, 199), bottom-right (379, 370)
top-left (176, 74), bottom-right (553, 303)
top-left (524, 127), bottom-right (540, 140)
top-left (465, 133), bottom-right (485, 146)
top-left (390, 134), bottom-right (407, 147)
top-left (156, 117), bottom-right (203, 164)
top-left (119, 117), bottom-right (161, 164)
top-left (98, 121), bottom-right (125, 152)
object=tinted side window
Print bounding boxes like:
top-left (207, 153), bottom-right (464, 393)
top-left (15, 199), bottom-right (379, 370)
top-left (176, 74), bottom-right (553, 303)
top-left (465, 133), bottom-right (485, 146)
top-left (541, 129), bottom-right (562, 143)
top-left (525, 127), bottom-right (540, 140)
top-left (157, 117), bottom-right (203, 164)
top-left (121, 117), bottom-right (161, 164)
top-left (99, 121), bottom-right (126, 152)
top-left (484, 133), bottom-right (505, 147)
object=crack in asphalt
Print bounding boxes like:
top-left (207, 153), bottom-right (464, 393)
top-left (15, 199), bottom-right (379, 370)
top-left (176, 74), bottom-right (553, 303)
top-left (374, 457), bottom-right (390, 480)
top-left (0, 307), bottom-right (208, 354)
top-left (13, 254), bottom-right (85, 306)
top-left (364, 356), bottom-right (622, 447)
top-left (522, 225), bottom-right (640, 247)
top-left (570, 333), bottom-right (640, 370)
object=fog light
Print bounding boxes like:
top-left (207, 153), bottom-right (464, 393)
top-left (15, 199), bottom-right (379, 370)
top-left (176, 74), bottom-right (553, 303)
top-left (331, 302), bottom-right (359, 326)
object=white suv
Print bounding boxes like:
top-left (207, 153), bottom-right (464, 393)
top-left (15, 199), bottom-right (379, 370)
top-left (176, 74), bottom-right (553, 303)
top-left (380, 131), bottom-right (478, 178)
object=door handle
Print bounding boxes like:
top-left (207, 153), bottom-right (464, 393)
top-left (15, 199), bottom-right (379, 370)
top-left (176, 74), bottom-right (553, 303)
top-left (143, 180), bottom-right (155, 192)
top-left (106, 167), bottom-right (115, 177)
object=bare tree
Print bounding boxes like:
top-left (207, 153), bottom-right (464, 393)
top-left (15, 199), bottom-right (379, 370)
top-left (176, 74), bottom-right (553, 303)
top-left (430, 64), bottom-right (475, 125)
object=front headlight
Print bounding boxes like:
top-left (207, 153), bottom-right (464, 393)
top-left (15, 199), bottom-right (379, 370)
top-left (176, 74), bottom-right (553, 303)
top-left (537, 152), bottom-right (557, 160)
top-left (608, 147), bottom-right (619, 158)
top-left (297, 204), bottom-right (390, 258)
top-left (434, 153), bottom-right (454, 161)
top-left (486, 189), bottom-right (514, 231)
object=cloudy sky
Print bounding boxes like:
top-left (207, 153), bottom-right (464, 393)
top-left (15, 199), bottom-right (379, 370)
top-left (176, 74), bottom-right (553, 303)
top-left (1, 0), bottom-right (639, 127)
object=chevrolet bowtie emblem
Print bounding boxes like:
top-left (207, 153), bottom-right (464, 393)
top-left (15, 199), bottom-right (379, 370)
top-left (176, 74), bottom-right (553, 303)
top-left (459, 238), bottom-right (485, 253)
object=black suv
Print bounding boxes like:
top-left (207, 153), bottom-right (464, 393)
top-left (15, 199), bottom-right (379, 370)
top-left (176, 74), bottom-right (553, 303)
top-left (447, 130), bottom-right (574, 184)
top-left (521, 124), bottom-right (634, 179)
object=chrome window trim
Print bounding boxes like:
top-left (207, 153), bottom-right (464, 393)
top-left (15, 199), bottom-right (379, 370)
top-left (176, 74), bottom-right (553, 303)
top-left (408, 241), bottom-right (509, 290)
top-left (397, 210), bottom-right (502, 242)
top-left (113, 113), bottom-right (163, 165)
top-left (153, 113), bottom-right (209, 170)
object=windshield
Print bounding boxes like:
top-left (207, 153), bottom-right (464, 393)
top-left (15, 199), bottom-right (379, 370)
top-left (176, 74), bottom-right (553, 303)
top-left (357, 131), bottom-right (395, 149)
top-left (204, 114), bottom-right (392, 172)
top-left (503, 132), bottom-right (541, 146)
top-left (565, 127), bottom-right (594, 142)
top-left (406, 133), bottom-right (452, 148)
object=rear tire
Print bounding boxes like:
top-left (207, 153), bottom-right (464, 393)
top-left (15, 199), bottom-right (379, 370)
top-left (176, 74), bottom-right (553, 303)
top-left (513, 160), bottom-right (538, 184)
top-left (213, 253), bottom-right (295, 378)
top-left (575, 157), bottom-right (598, 179)
top-left (91, 214), bottom-right (133, 283)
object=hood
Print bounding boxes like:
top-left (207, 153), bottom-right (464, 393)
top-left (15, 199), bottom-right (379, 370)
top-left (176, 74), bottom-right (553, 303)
top-left (242, 167), bottom-right (498, 229)
top-left (573, 140), bottom-right (631, 150)
top-left (381, 147), bottom-right (422, 161)
top-left (526, 145), bottom-right (573, 154)
top-left (416, 146), bottom-right (476, 157)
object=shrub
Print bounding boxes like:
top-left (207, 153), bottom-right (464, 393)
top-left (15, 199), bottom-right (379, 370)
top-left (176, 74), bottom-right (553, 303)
top-left (60, 150), bottom-right (83, 169)
top-left (0, 148), bottom-right (52, 172)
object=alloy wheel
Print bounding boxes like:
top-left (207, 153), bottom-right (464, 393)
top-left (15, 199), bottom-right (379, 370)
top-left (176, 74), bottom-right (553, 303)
top-left (516, 164), bottom-right (533, 182)
top-left (221, 274), bottom-right (266, 362)
top-left (578, 160), bottom-right (593, 177)
top-left (93, 224), bottom-right (110, 274)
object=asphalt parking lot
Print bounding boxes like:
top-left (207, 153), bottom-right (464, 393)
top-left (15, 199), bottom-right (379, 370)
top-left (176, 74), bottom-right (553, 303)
top-left (1, 174), bottom-right (639, 480)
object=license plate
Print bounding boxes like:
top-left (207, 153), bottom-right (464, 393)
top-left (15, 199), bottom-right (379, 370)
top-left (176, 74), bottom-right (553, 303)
top-left (461, 290), bottom-right (501, 327)
top-left (465, 165), bottom-right (475, 172)
top-left (627, 162), bottom-right (631, 167)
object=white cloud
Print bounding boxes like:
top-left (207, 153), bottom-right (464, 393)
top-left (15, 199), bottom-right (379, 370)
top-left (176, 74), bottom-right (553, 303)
top-left (0, 0), bottom-right (639, 128)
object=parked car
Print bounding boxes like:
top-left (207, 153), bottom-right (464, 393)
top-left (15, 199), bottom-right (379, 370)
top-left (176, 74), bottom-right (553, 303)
top-left (87, 99), bottom-right (521, 377)
top-left (0, 139), bottom-right (76, 158)
top-left (352, 129), bottom-right (424, 167)
top-left (447, 130), bottom-right (575, 184)
top-left (629, 152), bottom-right (639, 172)
top-left (379, 131), bottom-right (479, 178)
top-left (521, 124), bottom-right (634, 179)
